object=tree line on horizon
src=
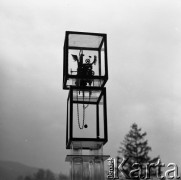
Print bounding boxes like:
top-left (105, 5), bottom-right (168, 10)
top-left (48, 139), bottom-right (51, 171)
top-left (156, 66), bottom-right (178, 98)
top-left (16, 169), bottom-right (68, 180)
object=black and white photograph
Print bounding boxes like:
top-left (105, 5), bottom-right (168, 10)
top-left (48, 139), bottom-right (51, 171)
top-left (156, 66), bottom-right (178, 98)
top-left (0, 0), bottom-right (181, 180)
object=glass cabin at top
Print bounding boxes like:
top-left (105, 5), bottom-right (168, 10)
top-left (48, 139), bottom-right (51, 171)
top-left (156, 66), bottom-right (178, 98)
top-left (63, 31), bottom-right (108, 89)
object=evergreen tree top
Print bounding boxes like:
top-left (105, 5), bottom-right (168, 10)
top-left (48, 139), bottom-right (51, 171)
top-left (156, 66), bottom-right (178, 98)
top-left (118, 123), bottom-right (152, 163)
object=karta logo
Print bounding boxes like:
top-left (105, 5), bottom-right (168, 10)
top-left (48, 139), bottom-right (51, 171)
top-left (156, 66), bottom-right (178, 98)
top-left (107, 157), bottom-right (180, 179)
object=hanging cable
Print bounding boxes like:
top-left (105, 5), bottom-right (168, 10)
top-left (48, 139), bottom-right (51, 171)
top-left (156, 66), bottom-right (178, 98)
top-left (77, 90), bottom-right (88, 129)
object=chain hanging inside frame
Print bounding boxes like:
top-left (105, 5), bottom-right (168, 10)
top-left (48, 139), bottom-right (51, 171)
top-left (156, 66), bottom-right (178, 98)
top-left (76, 90), bottom-right (89, 129)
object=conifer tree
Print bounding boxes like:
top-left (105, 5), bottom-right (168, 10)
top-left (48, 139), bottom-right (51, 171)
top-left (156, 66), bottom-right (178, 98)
top-left (118, 123), bottom-right (160, 179)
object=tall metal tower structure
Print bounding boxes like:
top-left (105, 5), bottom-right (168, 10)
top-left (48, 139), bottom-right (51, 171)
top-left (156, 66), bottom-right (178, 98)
top-left (63, 31), bottom-right (109, 180)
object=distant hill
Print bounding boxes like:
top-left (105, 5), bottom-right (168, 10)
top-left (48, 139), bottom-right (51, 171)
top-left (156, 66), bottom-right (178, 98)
top-left (0, 161), bottom-right (38, 180)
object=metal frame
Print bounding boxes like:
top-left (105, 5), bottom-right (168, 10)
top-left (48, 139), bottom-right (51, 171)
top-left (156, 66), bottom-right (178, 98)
top-left (66, 86), bottom-right (108, 149)
top-left (63, 31), bottom-right (108, 90)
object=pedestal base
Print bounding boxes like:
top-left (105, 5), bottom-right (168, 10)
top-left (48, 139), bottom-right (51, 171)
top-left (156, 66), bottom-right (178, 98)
top-left (66, 154), bottom-right (110, 180)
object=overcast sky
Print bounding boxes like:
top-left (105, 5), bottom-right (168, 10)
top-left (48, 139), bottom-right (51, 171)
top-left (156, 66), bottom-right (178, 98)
top-left (0, 0), bottom-right (181, 175)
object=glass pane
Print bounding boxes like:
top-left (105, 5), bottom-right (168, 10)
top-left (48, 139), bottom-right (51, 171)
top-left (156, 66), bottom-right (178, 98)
top-left (66, 78), bottom-right (105, 88)
top-left (73, 104), bottom-right (96, 138)
top-left (67, 96), bottom-right (70, 143)
top-left (99, 96), bottom-right (104, 139)
top-left (68, 49), bottom-right (99, 77)
top-left (69, 34), bottom-right (103, 48)
top-left (72, 89), bottom-right (101, 103)
top-left (100, 43), bottom-right (105, 76)
top-left (71, 141), bottom-right (104, 150)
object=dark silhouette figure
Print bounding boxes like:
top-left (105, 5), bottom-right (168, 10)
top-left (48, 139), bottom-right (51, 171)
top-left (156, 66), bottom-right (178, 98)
top-left (72, 50), bottom-right (97, 87)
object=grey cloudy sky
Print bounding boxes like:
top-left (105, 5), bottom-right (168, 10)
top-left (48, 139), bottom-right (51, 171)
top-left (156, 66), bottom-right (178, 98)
top-left (0, 0), bottom-right (181, 174)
